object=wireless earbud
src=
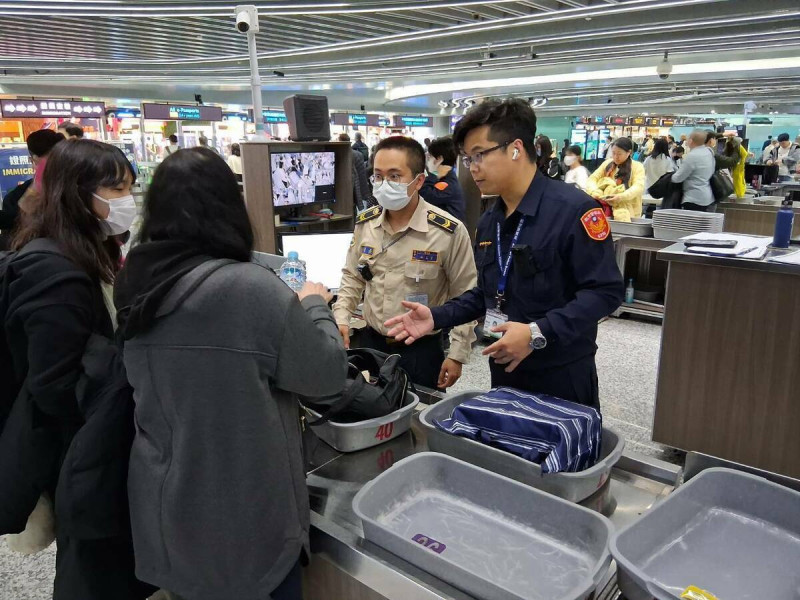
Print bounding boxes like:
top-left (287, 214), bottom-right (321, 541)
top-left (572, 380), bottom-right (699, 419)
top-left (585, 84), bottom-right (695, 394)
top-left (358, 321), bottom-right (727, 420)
top-left (512, 149), bottom-right (519, 160)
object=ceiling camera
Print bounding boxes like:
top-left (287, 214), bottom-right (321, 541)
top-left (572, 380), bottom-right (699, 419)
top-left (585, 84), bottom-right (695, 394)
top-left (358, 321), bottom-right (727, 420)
top-left (657, 51), bottom-right (673, 80)
top-left (234, 5), bottom-right (259, 34)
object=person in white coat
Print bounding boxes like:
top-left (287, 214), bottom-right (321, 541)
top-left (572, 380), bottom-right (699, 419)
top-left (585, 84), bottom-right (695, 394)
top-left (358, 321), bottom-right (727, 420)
top-left (643, 138), bottom-right (674, 189)
top-left (562, 145), bottom-right (590, 190)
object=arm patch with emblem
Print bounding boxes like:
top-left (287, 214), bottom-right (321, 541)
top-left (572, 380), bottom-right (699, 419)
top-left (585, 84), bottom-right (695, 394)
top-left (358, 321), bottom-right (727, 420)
top-left (427, 210), bottom-right (457, 233)
top-left (356, 205), bottom-right (383, 224)
top-left (434, 181), bottom-right (449, 191)
top-left (581, 208), bottom-right (611, 241)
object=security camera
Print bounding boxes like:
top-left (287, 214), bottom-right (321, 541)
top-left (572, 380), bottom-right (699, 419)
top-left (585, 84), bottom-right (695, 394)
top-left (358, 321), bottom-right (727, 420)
top-left (234, 5), bottom-right (259, 33)
top-left (657, 51), bottom-right (672, 80)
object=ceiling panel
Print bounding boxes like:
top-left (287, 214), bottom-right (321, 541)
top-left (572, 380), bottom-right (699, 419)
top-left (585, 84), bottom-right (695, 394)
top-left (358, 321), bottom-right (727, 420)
top-left (0, 0), bottom-right (798, 112)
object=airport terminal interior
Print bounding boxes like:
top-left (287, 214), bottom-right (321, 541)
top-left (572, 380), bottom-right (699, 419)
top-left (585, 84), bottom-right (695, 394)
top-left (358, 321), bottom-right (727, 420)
top-left (1, 1), bottom-right (800, 599)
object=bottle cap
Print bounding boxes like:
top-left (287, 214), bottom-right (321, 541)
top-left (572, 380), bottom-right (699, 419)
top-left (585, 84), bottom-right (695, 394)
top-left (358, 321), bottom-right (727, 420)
top-left (288, 251), bottom-right (299, 260)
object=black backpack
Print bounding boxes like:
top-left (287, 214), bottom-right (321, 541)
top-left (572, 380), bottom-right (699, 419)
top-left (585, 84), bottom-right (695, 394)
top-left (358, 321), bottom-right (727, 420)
top-left (303, 348), bottom-right (410, 424)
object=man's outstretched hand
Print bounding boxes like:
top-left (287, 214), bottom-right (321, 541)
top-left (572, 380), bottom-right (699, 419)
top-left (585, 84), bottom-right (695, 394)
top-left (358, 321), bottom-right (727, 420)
top-left (384, 301), bottom-right (435, 344)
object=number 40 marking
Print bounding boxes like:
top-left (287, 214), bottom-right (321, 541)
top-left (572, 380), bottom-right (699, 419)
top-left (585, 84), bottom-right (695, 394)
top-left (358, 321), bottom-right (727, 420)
top-left (375, 422), bottom-right (394, 441)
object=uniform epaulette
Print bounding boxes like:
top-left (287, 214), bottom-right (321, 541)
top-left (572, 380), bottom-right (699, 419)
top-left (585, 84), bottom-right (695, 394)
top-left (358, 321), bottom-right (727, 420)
top-left (427, 210), bottom-right (457, 234)
top-left (356, 205), bottom-right (382, 224)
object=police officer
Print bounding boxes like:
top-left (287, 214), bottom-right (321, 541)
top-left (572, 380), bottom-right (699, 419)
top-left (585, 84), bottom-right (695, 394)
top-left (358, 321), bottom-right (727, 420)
top-left (334, 136), bottom-right (477, 390)
top-left (420, 136), bottom-right (466, 223)
top-left (385, 99), bottom-right (624, 409)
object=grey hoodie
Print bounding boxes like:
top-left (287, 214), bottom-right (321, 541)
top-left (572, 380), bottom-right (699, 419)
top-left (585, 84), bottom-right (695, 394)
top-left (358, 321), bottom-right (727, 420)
top-left (122, 259), bottom-right (347, 600)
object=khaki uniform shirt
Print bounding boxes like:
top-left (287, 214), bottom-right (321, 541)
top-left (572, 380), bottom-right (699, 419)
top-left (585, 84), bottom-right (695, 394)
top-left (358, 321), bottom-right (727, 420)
top-left (333, 198), bottom-right (477, 364)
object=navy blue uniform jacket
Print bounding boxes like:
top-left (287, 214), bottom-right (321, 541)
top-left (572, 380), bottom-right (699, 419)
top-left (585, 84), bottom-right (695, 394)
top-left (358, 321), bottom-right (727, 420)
top-left (432, 170), bottom-right (624, 371)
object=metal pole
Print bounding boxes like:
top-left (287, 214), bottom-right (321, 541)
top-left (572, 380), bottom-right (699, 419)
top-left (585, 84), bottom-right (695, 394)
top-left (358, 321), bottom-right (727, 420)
top-left (247, 29), bottom-right (266, 138)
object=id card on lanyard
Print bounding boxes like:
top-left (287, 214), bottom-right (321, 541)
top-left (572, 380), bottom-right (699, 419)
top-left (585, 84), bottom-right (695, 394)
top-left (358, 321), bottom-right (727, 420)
top-left (485, 216), bottom-right (526, 339)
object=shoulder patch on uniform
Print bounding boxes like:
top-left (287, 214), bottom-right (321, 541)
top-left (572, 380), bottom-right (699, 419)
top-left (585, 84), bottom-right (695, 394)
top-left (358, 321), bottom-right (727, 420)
top-left (356, 205), bottom-right (382, 224)
top-left (434, 181), bottom-right (449, 191)
top-left (581, 208), bottom-right (610, 241)
top-left (427, 210), bottom-right (456, 233)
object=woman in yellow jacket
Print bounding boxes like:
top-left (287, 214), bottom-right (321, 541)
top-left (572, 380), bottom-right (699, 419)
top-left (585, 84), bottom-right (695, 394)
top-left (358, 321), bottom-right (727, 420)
top-left (585, 137), bottom-right (645, 221)
top-left (725, 137), bottom-right (749, 198)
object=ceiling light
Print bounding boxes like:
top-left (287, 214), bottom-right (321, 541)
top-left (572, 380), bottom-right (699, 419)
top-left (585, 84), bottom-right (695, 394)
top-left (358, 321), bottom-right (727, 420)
top-left (438, 100), bottom-right (449, 115)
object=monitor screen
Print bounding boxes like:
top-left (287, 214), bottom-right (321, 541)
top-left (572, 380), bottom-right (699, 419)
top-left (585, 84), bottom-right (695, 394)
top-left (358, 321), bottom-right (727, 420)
top-left (271, 151), bottom-right (335, 207)
top-left (280, 232), bottom-right (353, 291)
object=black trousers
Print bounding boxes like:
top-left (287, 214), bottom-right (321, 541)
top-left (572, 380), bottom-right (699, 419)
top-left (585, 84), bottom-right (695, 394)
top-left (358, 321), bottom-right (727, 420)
top-left (489, 354), bottom-right (600, 410)
top-left (682, 202), bottom-right (716, 212)
top-left (54, 531), bottom-right (156, 600)
top-left (358, 328), bottom-right (445, 389)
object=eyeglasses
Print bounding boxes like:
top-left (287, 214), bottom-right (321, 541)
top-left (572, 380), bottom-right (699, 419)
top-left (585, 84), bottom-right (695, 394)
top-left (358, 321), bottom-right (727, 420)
top-left (370, 173), bottom-right (422, 187)
top-left (461, 141), bottom-right (512, 168)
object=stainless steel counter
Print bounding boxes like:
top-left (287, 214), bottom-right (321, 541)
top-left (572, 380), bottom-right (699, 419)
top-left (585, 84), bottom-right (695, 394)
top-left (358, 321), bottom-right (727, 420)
top-left (304, 404), bottom-right (681, 600)
top-left (658, 240), bottom-right (800, 275)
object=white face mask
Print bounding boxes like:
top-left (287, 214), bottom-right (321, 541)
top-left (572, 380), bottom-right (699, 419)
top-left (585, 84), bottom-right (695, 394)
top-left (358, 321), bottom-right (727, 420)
top-left (563, 155), bottom-right (577, 167)
top-left (93, 192), bottom-right (137, 235)
top-left (426, 157), bottom-right (441, 173)
top-left (372, 177), bottom-right (418, 211)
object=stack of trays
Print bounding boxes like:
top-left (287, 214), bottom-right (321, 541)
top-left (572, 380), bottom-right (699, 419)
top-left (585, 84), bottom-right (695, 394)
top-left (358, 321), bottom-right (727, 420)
top-left (652, 209), bottom-right (724, 241)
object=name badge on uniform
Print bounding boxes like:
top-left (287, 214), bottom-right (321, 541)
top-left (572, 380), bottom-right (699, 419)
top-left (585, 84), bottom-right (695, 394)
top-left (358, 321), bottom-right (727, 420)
top-left (405, 293), bottom-right (429, 306)
top-left (484, 309), bottom-right (508, 339)
top-left (360, 245), bottom-right (375, 256)
top-left (411, 250), bottom-right (438, 263)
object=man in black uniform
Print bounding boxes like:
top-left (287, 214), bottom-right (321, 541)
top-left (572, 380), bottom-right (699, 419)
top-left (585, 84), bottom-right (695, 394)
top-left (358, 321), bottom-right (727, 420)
top-left (420, 136), bottom-right (466, 222)
top-left (385, 98), bottom-right (624, 409)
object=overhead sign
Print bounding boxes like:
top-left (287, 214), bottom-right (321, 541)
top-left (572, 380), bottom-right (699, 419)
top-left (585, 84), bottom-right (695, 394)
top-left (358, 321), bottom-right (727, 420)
top-left (332, 113), bottom-right (380, 127)
top-left (606, 116), bottom-right (626, 126)
top-left (263, 109), bottom-right (287, 123)
top-left (660, 118), bottom-right (676, 127)
top-left (629, 116), bottom-right (646, 126)
top-left (393, 115), bottom-right (433, 128)
top-left (1, 99), bottom-right (105, 119)
top-left (749, 117), bottom-right (773, 125)
top-left (223, 112), bottom-right (250, 122)
top-left (646, 117), bottom-right (660, 127)
top-left (107, 108), bottom-right (141, 119)
top-left (142, 103), bottom-right (223, 121)
top-left (378, 117), bottom-right (391, 127)
top-left (0, 147), bottom-right (34, 198)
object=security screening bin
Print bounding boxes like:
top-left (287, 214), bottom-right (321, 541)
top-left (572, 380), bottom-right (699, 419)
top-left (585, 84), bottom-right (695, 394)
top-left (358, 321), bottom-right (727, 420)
top-left (419, 391), bottom-right (625, 503)
top-left (610, 467), bottom-right (800, 600)
top-left (304, 391), bottom-right (419, 453)
top-left (353, 452), bottom-right (613, 600)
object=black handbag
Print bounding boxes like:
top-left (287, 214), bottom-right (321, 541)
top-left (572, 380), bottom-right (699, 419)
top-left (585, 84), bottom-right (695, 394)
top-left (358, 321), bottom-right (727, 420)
top-left (710, 169), bottom-right (734, 202)
top-left (303, 348), bottom-right (410, 425)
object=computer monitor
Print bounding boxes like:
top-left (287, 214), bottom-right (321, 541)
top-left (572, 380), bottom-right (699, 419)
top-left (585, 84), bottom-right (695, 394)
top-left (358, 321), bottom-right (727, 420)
top-left (280, 232), bottom-right (353, 291)
top-left (271, 151), bottom-right (335, 207)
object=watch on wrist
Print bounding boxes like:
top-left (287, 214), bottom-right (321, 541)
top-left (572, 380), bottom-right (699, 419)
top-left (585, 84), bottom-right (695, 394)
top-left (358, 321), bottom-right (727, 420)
top-left (528, 322), bottom-right (547, 350)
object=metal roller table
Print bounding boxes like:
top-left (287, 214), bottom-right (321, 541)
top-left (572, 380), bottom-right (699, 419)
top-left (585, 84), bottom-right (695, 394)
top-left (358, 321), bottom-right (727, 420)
top-left (302, 389), bottom-right (682, 600)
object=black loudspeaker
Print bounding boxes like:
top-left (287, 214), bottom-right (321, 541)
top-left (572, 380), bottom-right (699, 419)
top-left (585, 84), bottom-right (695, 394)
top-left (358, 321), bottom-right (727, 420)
top-left (283, 94), bottom-right (330, 141)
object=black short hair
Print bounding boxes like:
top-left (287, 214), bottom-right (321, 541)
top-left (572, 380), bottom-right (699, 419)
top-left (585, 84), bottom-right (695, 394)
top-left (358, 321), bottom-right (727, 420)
top-left (27, 129), bottom-right (65, 157)
top-left (57, 122), bottom-right (84, 138)
top-left (169, 134), bottom-right (178, 143)
top-left (427, 136), bottom-right (457, 167)
top-left (674, 146), bottom-right (685, 155)
top-left (373, 136), bottom-right (425, 174)
top-left (778, 132), bottom-right (790, 142)
top-left (453, 98), bottom-right (537, 163)
top-left (566, 144), bottom-right (583, 157)
top-left (139, 147), bottom-right (253, 261)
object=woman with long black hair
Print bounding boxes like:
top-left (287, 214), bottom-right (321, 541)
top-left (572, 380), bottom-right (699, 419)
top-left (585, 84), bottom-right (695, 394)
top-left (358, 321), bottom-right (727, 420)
top-left (0, 139), bottom-right (150, 599)
top-left (643, 138), bottom-right (675, 189)
top-left (586, 137), bottom-right (645, 220)
top-left (115, 147), bottom-right (347, 600)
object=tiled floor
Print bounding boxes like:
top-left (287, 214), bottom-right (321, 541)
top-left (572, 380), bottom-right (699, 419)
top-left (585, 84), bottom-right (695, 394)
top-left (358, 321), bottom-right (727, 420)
top-left (0, 317), bottom-right (671, 599)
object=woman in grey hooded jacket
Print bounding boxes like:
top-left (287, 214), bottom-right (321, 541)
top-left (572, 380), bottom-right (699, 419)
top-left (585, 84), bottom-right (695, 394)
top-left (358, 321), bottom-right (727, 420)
top-left (115, 148), bottom-right (347, 600)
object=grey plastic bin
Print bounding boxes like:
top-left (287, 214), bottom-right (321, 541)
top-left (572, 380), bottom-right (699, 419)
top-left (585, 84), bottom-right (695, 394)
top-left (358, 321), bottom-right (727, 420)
top-left (419, 391), bottom-right (625, 502)
top-left (353, 452), bottom-right (613, 600)
top-left (305, 391), bottom-right (419, 453)
top-left (610, 467), bottom-right (800, 600)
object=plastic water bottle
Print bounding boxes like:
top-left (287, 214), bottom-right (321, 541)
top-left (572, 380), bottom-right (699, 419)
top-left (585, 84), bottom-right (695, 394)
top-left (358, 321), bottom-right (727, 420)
top-left (625, 279), bottom-right (635, 304)
top-left (279, 251), bottom-right (306, 292)
top-left (773, 198), bottom-right (795, 249)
